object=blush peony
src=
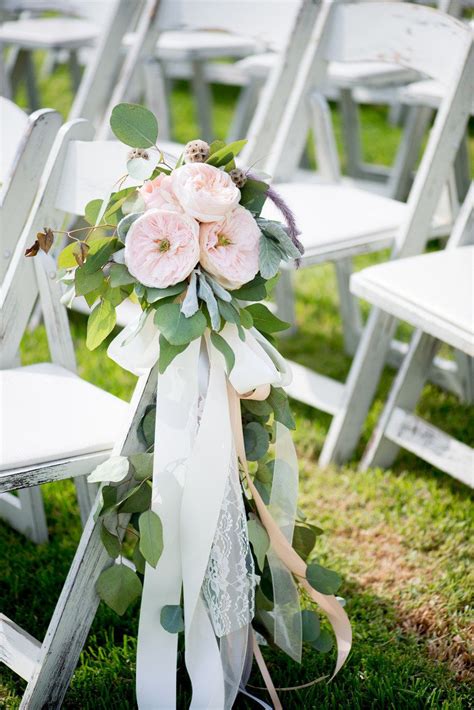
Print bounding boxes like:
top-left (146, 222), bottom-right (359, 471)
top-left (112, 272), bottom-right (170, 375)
top-left (171, 162), bottom-right (240, 222)
top-left (199, 206), bottom-right (260, 290)
top-left (125, 209), bottom-right (199, 288)
top-left (139, 173), bottom-right (182, 212)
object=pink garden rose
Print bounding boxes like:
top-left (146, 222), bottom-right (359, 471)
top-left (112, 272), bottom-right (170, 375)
top-left (172, 163), bottom-right (241, 222)
top-left (125, 209), bottom-right (199, 288)
top-left (199, 206), bottom-right (260, 289)
top-left (139, 173), bottom-right (182, 213)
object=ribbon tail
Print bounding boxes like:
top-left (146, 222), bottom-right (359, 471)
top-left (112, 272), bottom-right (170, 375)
top-left (228, 385), bottom-right (352, 680)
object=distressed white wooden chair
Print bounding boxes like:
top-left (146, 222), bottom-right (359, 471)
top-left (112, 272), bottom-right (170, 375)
top-left (353, 186), bottom-right (474, 486)
top-left (0, 97), bottom-right (65, 543)
top-left (0, 118), bottom-right (130, 543)
top-left (242, 0), bottom-right (474, 465)
top-left (0, 116), bottom-right (159, 707)
top-left (0, 1), bottom-right (122, 109)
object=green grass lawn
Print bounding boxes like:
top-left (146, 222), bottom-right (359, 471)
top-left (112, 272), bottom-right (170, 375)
top-left (1, 63), bottom-right (473, 709)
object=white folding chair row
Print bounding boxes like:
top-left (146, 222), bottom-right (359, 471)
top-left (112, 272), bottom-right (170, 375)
top-left (0, 117), bottom-right (130, 543)
top-left (1, 4), bottom-right (471, 704)
top-left (241, 0), bottom-right (474, 465)
top-left (352, 186), bottom-right (474, 486)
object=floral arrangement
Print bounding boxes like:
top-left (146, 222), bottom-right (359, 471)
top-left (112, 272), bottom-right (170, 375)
top-left (26, 103), bottom-right (350, 707)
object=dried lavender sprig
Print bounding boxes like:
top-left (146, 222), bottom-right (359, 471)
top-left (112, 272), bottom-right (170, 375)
top-left (247, 171), bottom-right (305, 262)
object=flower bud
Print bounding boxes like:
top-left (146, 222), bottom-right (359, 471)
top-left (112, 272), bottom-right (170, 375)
top-left (229, 168), bottom-right (247, 189)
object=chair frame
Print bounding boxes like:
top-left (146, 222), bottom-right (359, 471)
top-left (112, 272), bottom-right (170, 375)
top-left (243, 0), bottom-right (474, 465)
top-left (357, 186), bottom-right (474, 485)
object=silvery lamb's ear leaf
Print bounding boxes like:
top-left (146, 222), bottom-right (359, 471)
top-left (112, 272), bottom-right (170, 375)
top-left (259, 234), bottom-right (282, 279)
top-left (117, 212), bottom-right (142, 241)
top-left (181, 271), bottom-right (199, 317)
top-left (204, 273), bottom-right (232, 302)
top-left (198, 274), bottom-right (220, 330)
top-left (257, 218), bottom-right (301, 260)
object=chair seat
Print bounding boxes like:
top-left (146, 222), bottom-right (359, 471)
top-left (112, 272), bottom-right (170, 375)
top-left (122, 30), bottom-right (259, 61)
top-left (262, 183), bottom-right (408, 263)
top-left (236, 53), bottom-right (418, 86)
top-left (0, 364), bottom-right (129, 471)
top-left (0, 18), bottom-right (99, 50)
top-left (350, 247), bottom-right (474, 356)
top-left (399, 79), bottom-right (474, 114)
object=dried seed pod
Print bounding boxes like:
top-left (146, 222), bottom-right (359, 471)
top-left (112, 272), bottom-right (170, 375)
top-left (184, 139), bottom-right (210, 163)
top-left (229, 168), bottom-right (247, 189)
top-left (128, 148), bottom-right (149, 161)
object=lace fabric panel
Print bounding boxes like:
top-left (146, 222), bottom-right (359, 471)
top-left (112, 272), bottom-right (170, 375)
top-left (202, 454), bottom-right (255, 638)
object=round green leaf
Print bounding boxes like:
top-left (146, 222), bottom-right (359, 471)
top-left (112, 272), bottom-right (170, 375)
top-left (139, 510), bottom-right (163, 569)
top-left (301, 609), bottom-right (320, 643)
top-left (154, 303), bottom-right (207, 346)
top-left (306, 563), bottom-right (342, 595)
top-left (311, 628), bottom-right (333, 653)
top-left (88, 455), bottom-right (129, 484)
top-left (129, 453), bottom-right (153, 481)
top-left (160, 604), bottom-right (184, 633)
top-left (100, 523), bottom-right (121, 559)
top-left (110, 103), bottom-right (158, 148)
top-left (96, 564), bottom-right (142, 616)
top-left (243, 421), bottom-right (270, 461)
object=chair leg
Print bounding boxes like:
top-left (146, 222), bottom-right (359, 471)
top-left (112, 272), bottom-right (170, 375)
top-left (67, 50), bottom-right (82, 93)
top-left (20, 367), bottom-right (158, 709)
top-left (360, 330), bottom-right (440, 470)
top-left (191, 59), bottom-right (213, 143)
top-left (339, 88), bottom-right (364, 179)
top-left (74, 477), bottom-right (98, 528)
top-left (0, 489), bottom-right (48, 544)
top-left (143, 58), bottom-right (171, 141)
top-left (319, 307), bottom-right (398, 466)
top-left (454, 351), bottom-right (474, 405)
top-left (227, 76), bottom-right (261, 143)
top-left (275, 269), bottom-right (297, 334)
top-left (334, 258), bottom-right (362, 356)
top-left (386, 105), bottom-right (432, 201)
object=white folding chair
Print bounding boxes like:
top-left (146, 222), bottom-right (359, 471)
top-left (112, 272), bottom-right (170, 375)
top-left (0, 117), bottom-right (159, 706)
top-left (353, 186), bottom-right (474, 486)
top-left (0, 1), bottom-right (121, 108)
top-left (0, 97), bottom-right (65, 542)
top-left (242, 0), bottom-right (474, 465)
top-left (0, 118), bottom-right (130, 543)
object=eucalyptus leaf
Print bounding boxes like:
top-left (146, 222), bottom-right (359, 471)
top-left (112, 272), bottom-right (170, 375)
top-left (88, 455), bottom-right (129, 483)
top-left (244, 422), bottom-right (270, 461)
top-left (127, 153), bottom-right (158, 180)
top-left (86, 299), bottom-right (116, 350)
top-left (292, 524), bottom-right (318, 562)
top-left (129, 453), bottom-right (154, 481)
top-left (158, 334), bottom-right (188, 374)
top-left (146, 281), bottom-right (186, 304)
top-left (311, 629), bottom-right (333, 653)
top-left (210, 331), bottom-right (235, 374)
top-left (139, 510), bottom-right (163, 568)
top-left (83, 238), bottom-right (118, 275)
top-left (118, 481), bottom-right (152, 514)
top-left (267, 386), bottom-right (295, 430)
top-left (154, 303), bottom-right (206, 346)
top-left (301, 609), bottom-right (321, 643)
top-left (100, 522), bottom-right (121, 559)
top-left (75, 267), bottom-right (105, 296)
top-left (244, 303), bottom-right (289, 334)
top-left (247, 518), bottom-right (270, 571)
top-left (109, 263), bottom-right (136, 287)
top-left (232, 274), bottom-right (267, 301)
top-left (242, 398), bottom-right (272, 417)
top-left (97, 485), bottom-right (118, 518)
top-left (140, 407), bottom-right (156, 448)
top-left (110, 103), bottom-right (158, 148)
top-left (117, 213), bottom-right (141, 241)
top-left (306, 563), bottom-right (342, 595)
top-left (84, 198), bottom-right (103, 226)
top-left (133, 543), bottom-right (146, 575)
top-left (160, 604), bottom-right (184, 633)
top-left (96, 564), bottom-right (142, 616)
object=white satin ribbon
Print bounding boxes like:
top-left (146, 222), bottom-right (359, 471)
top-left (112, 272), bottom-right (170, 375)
top-left (107, 318), bottom-right (351, 709)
